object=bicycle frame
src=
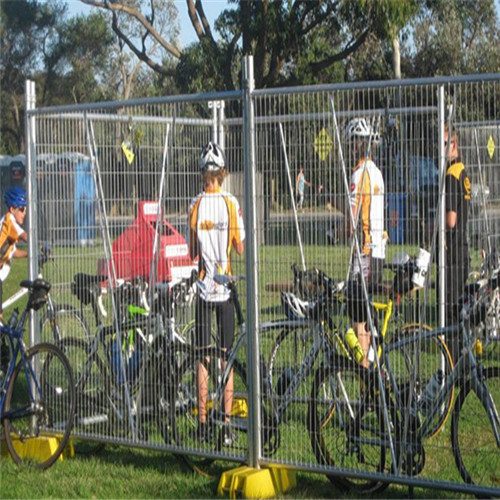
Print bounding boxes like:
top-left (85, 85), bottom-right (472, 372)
top-left (0, 325), bottom-right (40, 420)
top-left (385, 323), bottom-right (500, 466)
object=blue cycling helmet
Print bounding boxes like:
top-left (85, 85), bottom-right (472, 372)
top-left (3, 187), bottom-right (27, 208)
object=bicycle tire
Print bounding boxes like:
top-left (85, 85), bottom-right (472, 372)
top-left (40, 304), bottom-right (90, 343)
top-left (389, 324), bottom-right (454, 438)
top-left (308, 361), bottom-right (391, 494)
top-left (267, 324), bottom-right (314, 396)
top-left (58, 337), bottom-right (112, 454)
top-left (3, 342), bottom-right (76, 469)
top-left (451, 365), bottom-right (500, 493)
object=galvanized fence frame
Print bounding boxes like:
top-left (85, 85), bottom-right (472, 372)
top-left (22, 59), bottom-right (500, 496)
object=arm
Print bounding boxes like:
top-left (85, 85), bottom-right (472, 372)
top-left (13, 248), bottom-right (28, 259)
top-left (188, 228), bottom-right (199, 260)
top-left (19, 230), bottom-right (28, 243)
top-left (446, 210), bottom-right (457, 229)
top-left (233, 240), bottom-right (244, 255)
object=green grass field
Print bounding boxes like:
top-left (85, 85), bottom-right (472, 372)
top-left (0, 250), bottom-right (491, 499)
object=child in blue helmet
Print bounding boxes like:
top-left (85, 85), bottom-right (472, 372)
top-left (0, 188), bottom-right (28, 322)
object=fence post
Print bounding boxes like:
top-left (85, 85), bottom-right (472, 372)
top-left (438, 85), bottom-right (446, 328)
top-left (25, 79), bottom-right (38, 346)
top-left (242, 55), bottom-right (261, 469)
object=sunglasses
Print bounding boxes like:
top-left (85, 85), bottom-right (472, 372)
top-left (17, 206), bottom-right (26, 213)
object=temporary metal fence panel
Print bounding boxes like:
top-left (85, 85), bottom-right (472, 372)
top-left (20, 67), bottom-right (500, 496)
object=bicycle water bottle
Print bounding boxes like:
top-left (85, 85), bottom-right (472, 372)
top-left (420, 369), bottom-right (444, 416)
top-left (111, 340), bottom-right (125, 386)
top-left (344, 327), bottom-right (365, 364)
top-left (8, 308), bottom-right (19, 329)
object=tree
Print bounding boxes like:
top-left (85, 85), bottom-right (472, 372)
top-left (0, 0), bottom-right (65, 153)
top-left (403, 0), bottom-right (500, 77)
top-left (78, 0), bottom-right (406, 91)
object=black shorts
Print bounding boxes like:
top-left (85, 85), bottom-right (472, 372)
top-left (0, 279), bottom-right (3, 314)
top-left (195, 296), bottom-right (235, 349)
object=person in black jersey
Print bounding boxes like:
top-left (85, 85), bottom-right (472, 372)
top-left (444, 125), bottom-right (471, 361)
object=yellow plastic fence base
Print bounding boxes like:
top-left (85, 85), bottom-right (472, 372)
top-left (217, 465), bottom-right (296, 499)
top-left (0, 435), bottom-right (74, 463)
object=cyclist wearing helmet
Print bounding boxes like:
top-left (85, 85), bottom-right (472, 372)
top-left (187, 141), bottom-right (245, 445)
top-left (0, 188), bottom-right (28, 321)
top-left (344, 118), bottom-right (386, 368)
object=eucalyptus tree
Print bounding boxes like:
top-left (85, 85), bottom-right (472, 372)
top-left (78, 0), bottom-right (414, 92)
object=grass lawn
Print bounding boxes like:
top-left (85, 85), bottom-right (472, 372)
top-left (0, 246), bottom-right (490, 499)
top-left (0, 445), bottom-right (474, 499)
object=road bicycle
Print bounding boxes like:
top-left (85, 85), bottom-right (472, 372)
top-left (59, 270), bottom-right (199, 451)
top-left (1, 245), bottom-right (89, 347)
top-left (268, 257), bottom-right (454, 441)
top-left (0, 277), bottom-right (76, 469)
top-left (162, 274), bottom-right (281, 475)
top-left (36, 244), bottom-right (90, 344)
top-left (308, 264), bottom-right (500, 496)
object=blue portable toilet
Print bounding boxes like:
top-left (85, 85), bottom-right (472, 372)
top-left (74, 155), bottom-right (96, 246)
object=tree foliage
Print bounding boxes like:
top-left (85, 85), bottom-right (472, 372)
top-left (0, 0), bottom-right (498, 155)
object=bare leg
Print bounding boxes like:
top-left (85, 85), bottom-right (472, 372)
top-left (355, 322), bottom-right (371, 369)
top-left (197, 358), bottom-right (209, 423)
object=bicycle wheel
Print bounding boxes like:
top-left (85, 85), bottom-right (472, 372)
top-left (452, 365), bottom-right (500, 491)
top-left (389, 324), bottom-right (454, 438)
top-left (40, 304), bottom-right (90, 343)
top-left (3, 342), bottom-right (75, 469)
top-left (267, 324), bottom-right (315, 398)
top-left (169, 346), bottom-right (278, 476)
top-left (58, 337), bottom-right (110, 454)
top-left (308, 361), bottom-right (391, 494)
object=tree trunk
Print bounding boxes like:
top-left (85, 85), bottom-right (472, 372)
top-left (392, 35), bottom-right (401, 79)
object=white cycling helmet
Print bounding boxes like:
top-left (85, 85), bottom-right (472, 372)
top-left (281, 291), bottom-right (309, 319)
top-left (345, 118), bottom-right (373, 139)
top-left (199, 141), bottom-right (226, 171)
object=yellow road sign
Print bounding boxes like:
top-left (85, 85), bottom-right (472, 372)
top-left (314, 128), bottom-right (333, 161)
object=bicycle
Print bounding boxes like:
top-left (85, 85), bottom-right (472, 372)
top-left (37, 244), bottom-right (90, 344)
top-left (308, 266), bottom-right (500, 496)
top-left (263, 256), bottom-right (453, 494)
top-left (0, 277), bottom-right (76, 469)
top-left (269, 257), bottom-right (454, 438)
top-left (163, 274), bottom-right (280, 475)
top-left (59, 270), bottom-right (199, 450)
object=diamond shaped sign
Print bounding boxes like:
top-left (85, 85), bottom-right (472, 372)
top-left (314, 128), bottom-right (333, 161)
top-left (487, 135), bottom-right (495, 160)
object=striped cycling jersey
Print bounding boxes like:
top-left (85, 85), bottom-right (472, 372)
top-left (349, 157), bottom-right (386, 260)
top-left (0, 213), bottom-right (25, 281)
top-left (188, 187), bottom-right (245, 302)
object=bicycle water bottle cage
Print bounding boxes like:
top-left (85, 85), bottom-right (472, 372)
top-left (25, 278), bottom-right (51, 311)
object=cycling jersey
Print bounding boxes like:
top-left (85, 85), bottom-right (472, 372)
top-left (349, 157), bottom-right (386, 260)
top-left (0, 213), bottom-right (25, 281)
top-left (445, 157), bottom-right (470, 254)
top-left (188, 187), bottom-right (245, 302)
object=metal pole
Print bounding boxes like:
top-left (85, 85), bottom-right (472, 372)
top-left (242, 55), bottom-right (261, 469)
top-left (279, 123), bottom-right (306, 271)
top-left (474, 130), bottom-right (492, 256)
top-left (438, 87), bottom-right (446, 328)
top-left (148, 124), bottom-right (171, 299)
top-left (25, 80), bottom-right (38, 346)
